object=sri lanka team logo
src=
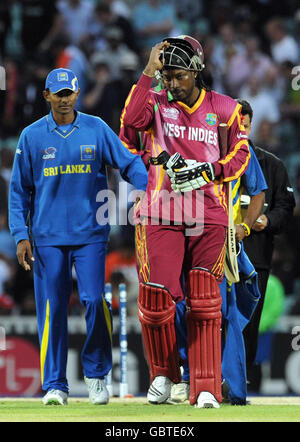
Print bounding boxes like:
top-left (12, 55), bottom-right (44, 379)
top-left (42, 147), bottom-right (56, 159)
top-left (57, 71), bottom-right (68, 82)
top-left (205, 113), bottom-right (217, 126)
top-left (81, 145), bottom-right (96, 160)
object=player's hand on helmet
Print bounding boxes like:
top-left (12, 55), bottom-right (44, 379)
top-left (171, 162), bottom-right (215, 192)
top-left (144, 41), bottom-right (170, 77)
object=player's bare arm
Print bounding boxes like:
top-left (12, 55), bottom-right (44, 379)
top-left (252, 213), bottom-right (268, 231)
top-left (16, 239), bottom-right (34, 271)
top-left (235, 191), bottom-right (265, 241)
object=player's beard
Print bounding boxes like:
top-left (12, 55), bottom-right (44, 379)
top-left (171, 84), bottom-right (199, 107)
top-left (170, 89), bottom-right (185, 101)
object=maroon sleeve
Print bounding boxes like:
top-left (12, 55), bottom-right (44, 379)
top-left (119, 122), bottom-right (151, 169)
top-left (213, 103), bottom-right (250, 182)
top-left (121, 74), bottom-right (155, 131)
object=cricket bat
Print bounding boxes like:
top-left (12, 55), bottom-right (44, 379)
top-left (218, 123), bottom-right (240, 283)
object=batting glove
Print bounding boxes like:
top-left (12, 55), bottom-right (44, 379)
top-left (165, 153), bottom-right (194, 178)
top-left (167, 158), bottom-right (197, 193)
top-left (171, 162), bottom-right (215, 192)
top-left (149, 151), bottom-right (190, 182)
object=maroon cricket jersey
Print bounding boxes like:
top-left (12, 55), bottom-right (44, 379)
top-left (120, 74), bottom-right (250, 227)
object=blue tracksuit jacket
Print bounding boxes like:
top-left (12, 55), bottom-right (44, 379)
top-left (9, 110), bottom-right (148, 246)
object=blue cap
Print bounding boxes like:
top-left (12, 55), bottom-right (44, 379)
top-left (45, 68), bottom-right (79, 93)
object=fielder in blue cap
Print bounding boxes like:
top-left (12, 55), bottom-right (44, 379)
top-left (43, 68), bottom-right (80, 118)
top-left (9, 67), bottom-right (148, 406)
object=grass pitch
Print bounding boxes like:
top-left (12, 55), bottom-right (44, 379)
top-left (0, 396), bottom-right (300, 422)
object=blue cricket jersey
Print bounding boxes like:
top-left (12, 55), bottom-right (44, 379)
top-left (9, 111), bottom-right (148, 246)
top-left (232, 145), bottom-right (268, 224)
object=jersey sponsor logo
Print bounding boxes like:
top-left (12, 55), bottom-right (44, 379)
top-left (161, 107), bottom-right (179, 120)
top-left (42, 147), bottom-right (57, 160)
top-left (16, 148), bottom-right (22, 155)
top-left (80, 145), bottom-right (96, 160)
top-left (43, 164), bottom-right (92, 176)
top-left (237, 133), bottom-right (248, 139)
top-left (205, 113), bottom-right (217, 126)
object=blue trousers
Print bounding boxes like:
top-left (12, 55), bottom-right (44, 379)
top-left (220, 243), bottom-right (261, 404)
top-left (33, 242), bottom-right (112, 393)
top-left (175, 300), bottom-right (189, 381)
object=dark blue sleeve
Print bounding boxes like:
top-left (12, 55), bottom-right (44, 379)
top-left (9, 129), bottom-right (33, 244)
top-left (243, 146), bottom-right (268, 196)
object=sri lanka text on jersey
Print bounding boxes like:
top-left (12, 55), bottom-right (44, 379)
top-left (44, 164), bottom-right (92, 176)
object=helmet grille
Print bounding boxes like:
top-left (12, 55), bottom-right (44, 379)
top-left (162, 42), bottom-right (204, 71)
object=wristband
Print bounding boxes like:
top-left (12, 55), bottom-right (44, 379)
top-left (240, 222), bottom-right (251, 237)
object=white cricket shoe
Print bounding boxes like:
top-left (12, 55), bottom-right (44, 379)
top-left (42, 389), bottom-right (68, 405)
top-left (195, 391), bottom-right (220, 409)
top-left (170, 381), bottom-right (190, 403)
top-left (84, 377), bottom-right (109, 405)
top-left (147, 376), bottom-right (173, 404)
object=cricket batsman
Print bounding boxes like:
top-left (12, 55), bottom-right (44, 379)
top-left (120, 36), bottom-right (250, 408)
top-left (9, 68), bottom-right (148, 405)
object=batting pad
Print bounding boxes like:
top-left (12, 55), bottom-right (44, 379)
top-left (138, 282), bottom-right (181, 384)
top-left (186, 268), bottom-right (222, 404)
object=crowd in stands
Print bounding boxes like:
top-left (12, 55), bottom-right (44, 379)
top-left (0, 0), bottom-right (300, 316)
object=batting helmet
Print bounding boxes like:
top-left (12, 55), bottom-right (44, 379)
top-left (161, 35), bottom-right (205, 72)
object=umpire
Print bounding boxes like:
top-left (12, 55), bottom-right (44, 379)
top-left (237, 99), bottom-right (296, 382)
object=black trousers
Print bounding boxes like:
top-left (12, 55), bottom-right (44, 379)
top-left (243, 268), bottom-right (270, 370)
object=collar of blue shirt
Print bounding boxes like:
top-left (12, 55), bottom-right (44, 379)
top-left (46, 110), bottom-right (81, 132)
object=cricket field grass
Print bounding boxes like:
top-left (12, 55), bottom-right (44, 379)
top-left (0, 396), bottom-right (300, 423)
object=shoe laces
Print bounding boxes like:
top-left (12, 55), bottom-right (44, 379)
top-left (48, 389), bottom-right (60, 394)
top-left (88, 379), bottom-right (104, 392)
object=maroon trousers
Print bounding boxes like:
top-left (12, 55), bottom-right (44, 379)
top-left (135, 222), bottom-right (226, 302)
